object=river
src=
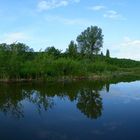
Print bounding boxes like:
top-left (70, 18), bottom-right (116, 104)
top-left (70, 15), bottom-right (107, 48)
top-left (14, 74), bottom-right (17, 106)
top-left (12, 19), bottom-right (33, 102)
top-left (0, 80), bottom-right (140, 140)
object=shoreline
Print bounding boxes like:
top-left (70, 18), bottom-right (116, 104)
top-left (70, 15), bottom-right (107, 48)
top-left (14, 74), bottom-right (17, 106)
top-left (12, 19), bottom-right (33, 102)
top-left (0, 72), bottom-right (140, 83)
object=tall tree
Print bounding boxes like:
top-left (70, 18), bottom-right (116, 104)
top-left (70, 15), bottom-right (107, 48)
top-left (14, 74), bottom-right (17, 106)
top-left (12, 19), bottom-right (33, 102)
top-left (106, 49), bottom-right (110, 58)
top-left (76, 26), bottom-right (103, 55)
top-left (66, 40), bottom-right (77, 58)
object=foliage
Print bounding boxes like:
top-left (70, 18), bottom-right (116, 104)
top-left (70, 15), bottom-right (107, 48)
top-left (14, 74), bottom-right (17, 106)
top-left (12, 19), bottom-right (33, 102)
top-left (66, 40), bottom-right (78, 58)
top-left (106, 49), bottom-right (110, 58)
top-left (76, 26), bottom-right (103, 55)
top-left (45, 46), bottom-right (61, 57)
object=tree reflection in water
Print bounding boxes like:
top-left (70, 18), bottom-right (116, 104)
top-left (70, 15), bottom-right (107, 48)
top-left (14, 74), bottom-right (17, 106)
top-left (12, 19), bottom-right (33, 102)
top-left (77, 89), bottom-right (102, 119)
top-left (0, 85), bottom-right (24, 118)
top-left (22, 90), bottom-right (54, 114)
top-left (0, 85), bottom-right (54, 119)
top-left (0, 81), bottom-right (111, 119)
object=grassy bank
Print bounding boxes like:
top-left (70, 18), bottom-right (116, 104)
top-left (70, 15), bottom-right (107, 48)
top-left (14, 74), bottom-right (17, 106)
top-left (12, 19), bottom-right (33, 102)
top-left (0, 63), bottom-right (140, 83)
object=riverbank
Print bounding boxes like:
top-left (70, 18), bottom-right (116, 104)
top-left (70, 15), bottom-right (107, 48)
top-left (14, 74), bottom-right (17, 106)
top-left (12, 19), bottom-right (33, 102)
top-left (0, 71), bottom-right (140, 83)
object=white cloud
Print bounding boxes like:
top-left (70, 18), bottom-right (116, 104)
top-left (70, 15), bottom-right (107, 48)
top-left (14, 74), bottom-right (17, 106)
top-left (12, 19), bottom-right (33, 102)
top-left (45, 15), bottom-right (93, 25)
top-left (38, 0), bottom-right (80, 11)
top-left (121, 37), bottom-right (140, 47)
top-left (88, 5), bottom-right (125, 21)
top-left (89, 5), bottom-right (106, 11)
top-left (0, 32), bottom-right (29, 44)
top-left (104, 10), bottom-right (125, 20)
top-left (106, 37), bottom-right (140, 60)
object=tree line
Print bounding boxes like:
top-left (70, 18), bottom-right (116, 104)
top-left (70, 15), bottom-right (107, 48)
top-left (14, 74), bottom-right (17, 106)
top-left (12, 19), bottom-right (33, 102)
top-left (0, 26), bottom-right (139, 81)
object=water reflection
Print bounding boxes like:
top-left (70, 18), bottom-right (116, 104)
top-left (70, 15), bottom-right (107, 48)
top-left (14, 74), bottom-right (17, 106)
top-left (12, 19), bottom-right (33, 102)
top-left (77, 89), bottom-right (102, 119)
top-left (22, 90), bottom-right (54, 114)
top-left (0, 76), bottom-right (138, 119)
top-left (0, 85), bottom-right (24, 118)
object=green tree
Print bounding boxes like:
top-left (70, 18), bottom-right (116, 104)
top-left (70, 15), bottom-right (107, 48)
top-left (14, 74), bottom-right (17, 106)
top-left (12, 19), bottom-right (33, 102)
top-left (66, 40), bottom-right (77, 58)
top-left (76, 26), bottom-right (103, 55)
top-left (101, 51), bottom-right (104, 57)
top-left (106, 49), bottom-right (110, 58)
top-left (45, 46), bottom-right (61, 57)
top-left (10, 42), bottom-right (31, 53)
top-left (0, 43), bottom-right (10, 79)
top-left (8, 43), bottom-right (33, 79)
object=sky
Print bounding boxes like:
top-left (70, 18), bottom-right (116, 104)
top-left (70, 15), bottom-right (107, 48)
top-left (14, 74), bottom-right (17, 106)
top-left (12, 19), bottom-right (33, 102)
top-left (0, 0), bottom-right (140, 60)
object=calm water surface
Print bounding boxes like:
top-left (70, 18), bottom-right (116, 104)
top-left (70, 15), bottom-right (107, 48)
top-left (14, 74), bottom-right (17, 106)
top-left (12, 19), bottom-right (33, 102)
top-left (0, 80), bottom-right (140, 140)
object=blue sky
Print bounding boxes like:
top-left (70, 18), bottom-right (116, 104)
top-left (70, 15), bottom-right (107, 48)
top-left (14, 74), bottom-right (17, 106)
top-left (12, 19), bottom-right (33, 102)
top-left (0, 0), bottom-right (140, 60)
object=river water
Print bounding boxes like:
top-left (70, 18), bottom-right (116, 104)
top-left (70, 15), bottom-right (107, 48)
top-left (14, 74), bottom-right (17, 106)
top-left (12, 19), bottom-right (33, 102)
top-left (0, 80), bottom-right (140, 140)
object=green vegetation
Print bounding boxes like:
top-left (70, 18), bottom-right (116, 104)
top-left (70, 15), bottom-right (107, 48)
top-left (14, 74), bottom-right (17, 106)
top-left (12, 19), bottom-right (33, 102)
top-left (106, 49), bottom-right (110, 58)
top-left (0, 26), bottom-right (140, 82)
top-left (76, 26), bottom-right (103, 55)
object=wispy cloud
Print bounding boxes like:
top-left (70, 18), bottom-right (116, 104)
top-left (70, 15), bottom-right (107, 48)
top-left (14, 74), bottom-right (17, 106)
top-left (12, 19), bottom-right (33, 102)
top-left (88, 4), bottom-right (125, 21)
top-left (104, 10), bottom-right (125, 20)
top-left (107, 37), bottom-right (140, 60)
top-left (0, 32), bottom-right (30, 44)
top-left (37, 0), bottom-right (80, 11)
top-left (121, 37), bottom-right (140, 47)
top-left (89, 5), bottom-right (106, 11)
